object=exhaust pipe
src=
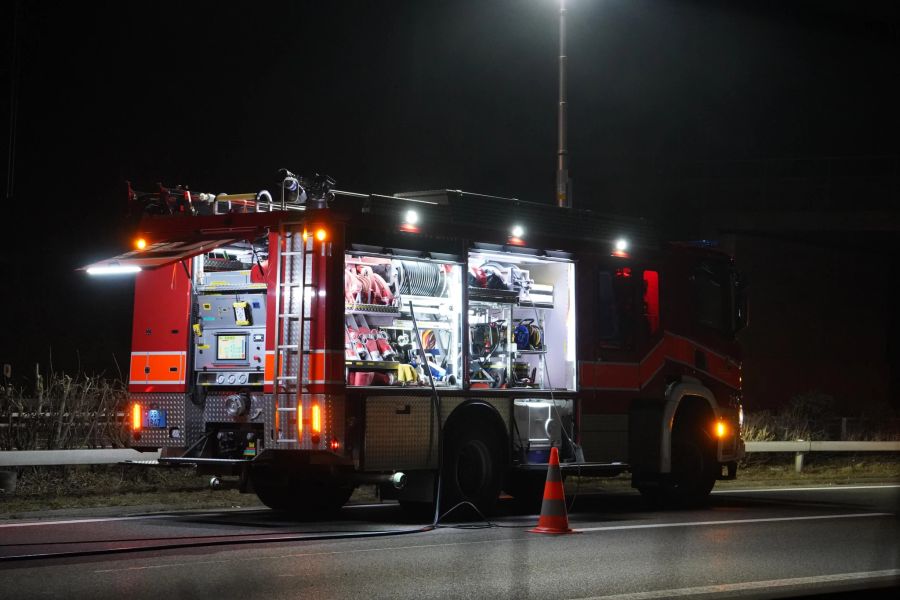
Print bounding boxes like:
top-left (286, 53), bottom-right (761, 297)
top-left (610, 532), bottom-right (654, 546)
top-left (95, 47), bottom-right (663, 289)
top-left (343, 471), bottom-right (406, 489)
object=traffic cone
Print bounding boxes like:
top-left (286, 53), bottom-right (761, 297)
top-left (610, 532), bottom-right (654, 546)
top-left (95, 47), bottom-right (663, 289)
top-left (529, 446), bottom-right (578, 534)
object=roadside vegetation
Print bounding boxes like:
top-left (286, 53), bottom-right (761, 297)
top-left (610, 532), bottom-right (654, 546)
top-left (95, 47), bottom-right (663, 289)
top-left (1, 367), bottom-right (129, 451)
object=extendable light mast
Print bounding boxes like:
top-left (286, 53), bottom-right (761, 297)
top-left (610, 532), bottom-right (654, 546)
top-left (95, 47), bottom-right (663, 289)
top-left (556, 0), bottom-right (571, 208)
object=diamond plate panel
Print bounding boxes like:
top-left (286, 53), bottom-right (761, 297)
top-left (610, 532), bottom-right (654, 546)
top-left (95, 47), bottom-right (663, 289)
top-left (202, 391), bottom-right (268, 424)
top-left (129, 393), bottom-right (189, 447)
top-left (363, 395), bottom-right (516, 471)
top-left (364, 396), bottom-right (437, 470)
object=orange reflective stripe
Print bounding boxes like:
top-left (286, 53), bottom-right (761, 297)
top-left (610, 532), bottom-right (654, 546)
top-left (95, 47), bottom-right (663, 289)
top-left (638, 338), bottom-right (666, 384)
top-left (129, 354), bottom-right (148, 384)
top-left (666, 335), bottom-right (695, 365)
top-left (129, 352), bottom-right (185, 384)
top-left (582, 333), bottom-right (740, 392)
top-left (264, 352), bottom-right (275, 382)
top-left (705, 351), bottom-right (741, 388)
top-left (145, 353), bottom-right (185, 382)
top-left (308, 350), bottom-right (344, 383)
top-left (579, 362), bottom-right (596, 387)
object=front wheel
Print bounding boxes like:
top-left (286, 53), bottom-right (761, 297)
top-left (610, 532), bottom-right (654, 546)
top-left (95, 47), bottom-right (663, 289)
top-left (665, 428), bottom-right (718, 507)
top-left (636, 428), bottom-right (717, 508)
top-left (441, 420), bottom-right (503, 516)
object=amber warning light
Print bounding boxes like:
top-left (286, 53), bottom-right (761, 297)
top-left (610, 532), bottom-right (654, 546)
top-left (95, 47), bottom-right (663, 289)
top-left (132, 404), bottom-right (142, 431)
top-left (312, 404), bottom-right (322, 433)
top-left (134, 237), bottom-right (147, 251)
top-left (715, 421), bottom-right (728, 438)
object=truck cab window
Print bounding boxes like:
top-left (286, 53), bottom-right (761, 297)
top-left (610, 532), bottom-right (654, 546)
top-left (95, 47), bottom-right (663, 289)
top-left (597, 272), bottom-right (619, 339)
top-left (642, 270), bottom-right (660, 335)
top-left (692, 260), bottom-right (728, 333)
top-left (598, 268), bottom-right (636, 348)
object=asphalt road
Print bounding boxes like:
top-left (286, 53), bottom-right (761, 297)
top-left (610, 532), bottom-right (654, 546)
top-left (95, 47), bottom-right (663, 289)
top-left (1, 484), bottom-right (898, 600)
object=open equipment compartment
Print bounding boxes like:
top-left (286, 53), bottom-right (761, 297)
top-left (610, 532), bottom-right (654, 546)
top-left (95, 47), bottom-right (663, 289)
top-left (344, 251), bottom-right (463, 388)
top-left (467, 249), bottom-right (576, 391)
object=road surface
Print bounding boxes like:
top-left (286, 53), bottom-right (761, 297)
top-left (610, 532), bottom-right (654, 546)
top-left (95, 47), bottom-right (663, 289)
top-left (1, 484), bottom-right (898, 599)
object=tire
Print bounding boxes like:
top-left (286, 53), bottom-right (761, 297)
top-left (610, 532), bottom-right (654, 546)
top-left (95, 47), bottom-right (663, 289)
top-left (250, 468), bottom-right (354, 515)
top-left (663, 427), bottom-right (718, 507)
top-left (441, 419), bottom-right (503, 517)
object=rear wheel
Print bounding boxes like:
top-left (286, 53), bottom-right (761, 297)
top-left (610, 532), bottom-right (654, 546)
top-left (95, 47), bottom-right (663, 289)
top-left (250, 468), bottom-right (354, 515)
top-left (441, 420), bottom-right (502, 516)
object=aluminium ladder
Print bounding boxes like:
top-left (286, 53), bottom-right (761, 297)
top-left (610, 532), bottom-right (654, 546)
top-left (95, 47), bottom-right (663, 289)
top-left (273, 223), bottom-right (315, 445)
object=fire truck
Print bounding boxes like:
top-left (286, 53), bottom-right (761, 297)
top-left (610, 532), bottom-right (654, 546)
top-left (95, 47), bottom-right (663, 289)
top-left (84, 173), bottom-right (746, 513)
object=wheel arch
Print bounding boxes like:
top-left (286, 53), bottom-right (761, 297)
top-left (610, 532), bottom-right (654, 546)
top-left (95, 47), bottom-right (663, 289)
top-left (659, 377), bottom-right (720, 473)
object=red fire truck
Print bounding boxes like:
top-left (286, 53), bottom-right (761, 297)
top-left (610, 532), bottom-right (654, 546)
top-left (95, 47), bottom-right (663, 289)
top-left (84, 174), bottom-right (746, 513)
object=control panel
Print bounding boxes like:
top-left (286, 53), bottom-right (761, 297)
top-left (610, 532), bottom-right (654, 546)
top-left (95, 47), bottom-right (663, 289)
top-left (193, 293), bottom-right (267, 386)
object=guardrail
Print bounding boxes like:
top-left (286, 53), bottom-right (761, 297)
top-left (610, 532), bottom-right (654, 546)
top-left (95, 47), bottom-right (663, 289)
top-left (0, 449), bottom-right (161, 494)
top-left (0, 449), bottom-right (160, 468)
top-left (745, 440), bottom-right (900, 472)
top-left (0, 441), bottom-right (897, 493)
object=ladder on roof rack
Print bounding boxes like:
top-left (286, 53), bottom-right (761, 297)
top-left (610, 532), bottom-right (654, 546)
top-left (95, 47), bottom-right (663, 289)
top-left (272, 223), bottom-right (315, 445)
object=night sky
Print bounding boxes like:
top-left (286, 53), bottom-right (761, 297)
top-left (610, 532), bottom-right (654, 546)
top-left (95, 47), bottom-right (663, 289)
top-left (2, 1), bottom-right (898, 410)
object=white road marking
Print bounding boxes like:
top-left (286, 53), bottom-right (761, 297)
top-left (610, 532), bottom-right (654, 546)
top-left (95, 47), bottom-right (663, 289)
top-left (0, 505), bottom-right (389, 528)
top-left (0, 515), bottom-right (176, 528)
top-left (568, 569), bottom-right (900, 599)
top-left (576, 512), bottom-right (893, 533)
top-left (0, 508), bottom-right (263, 529)
top-left (712, 483), bottom-right (900, 494)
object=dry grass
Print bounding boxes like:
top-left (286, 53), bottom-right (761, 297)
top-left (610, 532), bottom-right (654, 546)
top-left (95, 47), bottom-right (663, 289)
top-left (1, 366), bottom-right (130, 451)
top-left (0, 465), bottom-right (264, 515)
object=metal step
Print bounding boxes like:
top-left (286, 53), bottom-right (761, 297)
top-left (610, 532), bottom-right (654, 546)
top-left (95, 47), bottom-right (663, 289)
top-left (515, 461), bottom-right (629, 477)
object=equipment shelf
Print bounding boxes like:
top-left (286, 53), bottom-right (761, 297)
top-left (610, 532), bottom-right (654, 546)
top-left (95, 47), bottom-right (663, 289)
top-left (467, 288), bottom-right (520, 304)
top-left (346, 360), bottom-right (401, 370)
top-left (345, 304), bottom-right (400, 315)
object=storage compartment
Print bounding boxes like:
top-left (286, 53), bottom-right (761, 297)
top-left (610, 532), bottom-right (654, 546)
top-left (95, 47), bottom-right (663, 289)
top-left (344, 253), bottom-right (463, 387)
top-left (468, 251), bottom-right (576, 390)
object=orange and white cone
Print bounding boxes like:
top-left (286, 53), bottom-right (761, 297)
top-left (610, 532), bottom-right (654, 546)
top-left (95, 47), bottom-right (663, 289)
top-left (529, 446), bottom-right (578, 534)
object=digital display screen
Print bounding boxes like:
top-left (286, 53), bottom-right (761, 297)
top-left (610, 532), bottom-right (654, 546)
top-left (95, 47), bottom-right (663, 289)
top-left (217, 334), bottom-right (247, 361)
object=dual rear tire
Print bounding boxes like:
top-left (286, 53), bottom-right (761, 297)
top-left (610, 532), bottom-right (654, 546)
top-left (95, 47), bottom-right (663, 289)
top-left (250, 467), bottom-right (354, 515)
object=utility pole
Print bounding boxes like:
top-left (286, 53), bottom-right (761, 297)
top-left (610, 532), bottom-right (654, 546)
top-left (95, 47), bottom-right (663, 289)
top-left (556, 0), bottom-right (571, 208)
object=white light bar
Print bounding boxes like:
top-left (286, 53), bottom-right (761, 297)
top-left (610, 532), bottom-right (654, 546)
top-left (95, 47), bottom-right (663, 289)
top-left (87, 265), bottom-right (142, 276)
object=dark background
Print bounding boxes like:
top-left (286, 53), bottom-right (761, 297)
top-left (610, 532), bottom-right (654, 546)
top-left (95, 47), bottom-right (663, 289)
top-left (1, 1), bottom-right (898, 414)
